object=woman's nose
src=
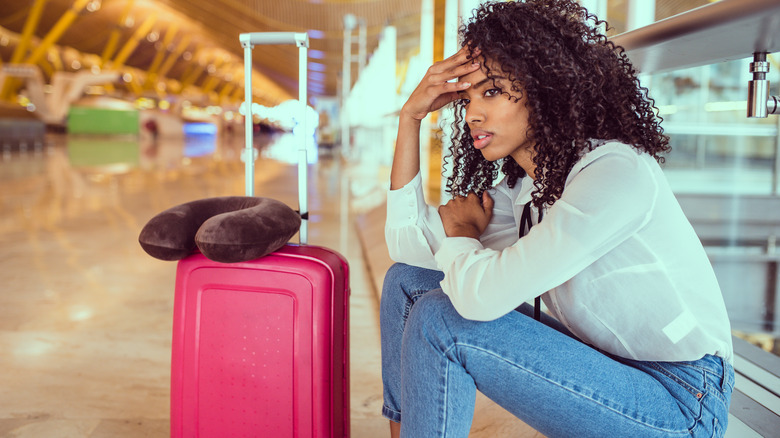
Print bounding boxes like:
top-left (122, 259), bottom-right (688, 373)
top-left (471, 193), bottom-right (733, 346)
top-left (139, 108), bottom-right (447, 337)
top-left (465, 103), bottom-right (483, 124)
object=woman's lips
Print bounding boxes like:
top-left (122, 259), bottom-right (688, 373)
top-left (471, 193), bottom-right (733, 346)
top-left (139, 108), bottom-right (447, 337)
top-left (471, 131), bottom-right (493, 150)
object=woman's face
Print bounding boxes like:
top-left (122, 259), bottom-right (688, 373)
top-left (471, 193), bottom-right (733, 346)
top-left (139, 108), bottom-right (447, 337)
top-left (457, 61), bottom-right (534, 170)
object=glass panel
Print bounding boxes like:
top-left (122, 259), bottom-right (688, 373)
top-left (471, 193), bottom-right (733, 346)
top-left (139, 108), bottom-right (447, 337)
top-left (605, 0), bottom-right (628, 35)
top-left (655, 0), bottom-right (714, 21)
top-left (645, 56), bottom-right (780, 355)
top-left (604, 0), bottom-right (722, 35)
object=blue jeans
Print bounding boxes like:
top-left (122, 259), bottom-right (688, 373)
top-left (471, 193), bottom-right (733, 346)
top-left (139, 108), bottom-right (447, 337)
top-left (380, 263), bottom-right (734, 438)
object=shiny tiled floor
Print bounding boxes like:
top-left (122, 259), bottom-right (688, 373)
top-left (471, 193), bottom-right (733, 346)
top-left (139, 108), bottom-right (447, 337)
top-left (0, 132), bottom-right (540, 437)
top-left (0, 132), bottom-right (387, 437)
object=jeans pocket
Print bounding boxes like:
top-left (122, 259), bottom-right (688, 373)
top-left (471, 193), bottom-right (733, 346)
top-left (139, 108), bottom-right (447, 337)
top-left (649, 361), bottom-right (708, 401)
top-left (652, 360), bottom-right (731, 438)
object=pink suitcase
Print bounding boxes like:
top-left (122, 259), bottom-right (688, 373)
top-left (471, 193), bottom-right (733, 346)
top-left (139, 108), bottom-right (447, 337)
top-left (170, 32), bottom-right (350, 437)
top-left (171, 246), bottom-right (350, 437)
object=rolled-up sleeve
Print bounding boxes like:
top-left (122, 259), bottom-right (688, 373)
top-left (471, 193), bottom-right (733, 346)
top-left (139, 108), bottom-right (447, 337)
top-left (385, 172), bottom-right (446, 270)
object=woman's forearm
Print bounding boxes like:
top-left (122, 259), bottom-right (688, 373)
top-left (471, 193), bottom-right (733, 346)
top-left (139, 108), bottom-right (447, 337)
top-left (390, 111), bottom-right (423, 190)
top-left (390, 47), bottom-right (478, 191)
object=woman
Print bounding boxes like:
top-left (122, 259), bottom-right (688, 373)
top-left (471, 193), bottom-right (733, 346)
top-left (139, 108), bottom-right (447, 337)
top-left (381, 1), bottom-right (734, 437)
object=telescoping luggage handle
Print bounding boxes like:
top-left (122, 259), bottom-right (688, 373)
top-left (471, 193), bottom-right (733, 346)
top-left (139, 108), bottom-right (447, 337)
top-left (240, 32), bottom-right (310, 244)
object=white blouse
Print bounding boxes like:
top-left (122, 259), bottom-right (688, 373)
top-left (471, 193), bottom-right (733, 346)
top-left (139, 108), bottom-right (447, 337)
top-left (385, 141), bottom-right (733, 363)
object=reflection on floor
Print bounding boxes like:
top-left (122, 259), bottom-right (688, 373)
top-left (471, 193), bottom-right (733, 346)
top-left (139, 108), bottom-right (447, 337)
top-left (0, 132), bottom-right (384, 437)
top-left (0, 132), bottom-right (542, 437)
top-left (0, 135), bottom-right (540, 438)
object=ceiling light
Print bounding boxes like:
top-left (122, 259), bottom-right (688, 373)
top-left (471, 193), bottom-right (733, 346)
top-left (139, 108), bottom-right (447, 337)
top-left (308, 62), bottom-right (326, 72)
top-left (308, 29), bottom-right (325, 39)
top-left (86, 0), bottom-right (101, 13)
top-left (308, 50), bottom-right (326, 60)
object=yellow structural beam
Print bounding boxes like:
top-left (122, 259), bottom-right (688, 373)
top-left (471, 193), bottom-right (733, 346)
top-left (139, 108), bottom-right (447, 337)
top-left (110, 13), bottom-right (158, 69)
top-left (127, 74), bottom-right (144, 96)
top-left (218, 83), bottom-right (234, 102)
top-left (230, 86), bottom-right (243, 103)
top-left (11, 0), bottom-right (47, 64)
top-left (39, 57), bottom-right (54, 77)
top-left (201, 76), bottom-right (221, 95)
top-left (179, 62), bottom-right (203, 89)
top-left (24, 0), bottom-right (90, 66)
top-left (201, 55), bottom-right (227, 95)
top-left (2, 0), bottom-right (47, 100)
top-left (180, 51), bottom-right (212, 90)
top-left (157, 34), bottom-right (191, 81)
top-left (48, 48), bottom-right (63, 71)
top-left (101, 0), bottom-right (135, 66)
top-left (144, 23), bottom-right (179, 89)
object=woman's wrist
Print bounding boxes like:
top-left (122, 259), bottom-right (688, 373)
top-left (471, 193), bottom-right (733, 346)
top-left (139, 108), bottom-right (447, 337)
top-left (399, 106), bottom-right (426, 124)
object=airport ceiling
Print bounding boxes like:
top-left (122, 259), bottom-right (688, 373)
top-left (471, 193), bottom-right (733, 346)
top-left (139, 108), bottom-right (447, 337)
top-left (0, 0), bottom-right (711, 107)
top-left (0, 0), bottom-right (423, 106)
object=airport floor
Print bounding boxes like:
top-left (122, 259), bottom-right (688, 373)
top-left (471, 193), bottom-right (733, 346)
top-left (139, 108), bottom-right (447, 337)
top-left (0, 133), bottom-right (539, 437)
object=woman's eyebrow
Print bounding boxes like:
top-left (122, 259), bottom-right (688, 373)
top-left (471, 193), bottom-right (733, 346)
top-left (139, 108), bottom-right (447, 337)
top-left (458, 75), bottom-right (506, 98)
top-left (473, 76), bottom-right (505, 89)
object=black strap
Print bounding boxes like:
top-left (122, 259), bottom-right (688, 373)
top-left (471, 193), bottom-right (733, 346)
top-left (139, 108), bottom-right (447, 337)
top-left (519, 201), bottom-right (543, 321)
top-left (295, 210), bottom-right (309, 220)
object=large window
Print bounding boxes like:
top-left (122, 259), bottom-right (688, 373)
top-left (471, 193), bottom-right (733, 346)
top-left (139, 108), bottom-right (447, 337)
top-left (645, 56), bottom-right (780, 355)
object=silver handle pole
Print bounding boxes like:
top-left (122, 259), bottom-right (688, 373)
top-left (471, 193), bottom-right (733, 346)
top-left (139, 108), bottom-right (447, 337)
top-left (242, 41), bottom-right (254, 196)
top-left (240, 32), bottom-right (309, 241)
top-left (297, 37), bottom-right (309, 245)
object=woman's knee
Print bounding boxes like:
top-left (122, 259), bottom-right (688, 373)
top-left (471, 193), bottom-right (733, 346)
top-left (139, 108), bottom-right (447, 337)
top-left (405, 290), bottom-right (460, 335)
top-left (382, 263), bottom-right (414, 293)
top-left (383, 263), bottom-right (442, 289)
top-left (381, 263), bottom-right (443, 305)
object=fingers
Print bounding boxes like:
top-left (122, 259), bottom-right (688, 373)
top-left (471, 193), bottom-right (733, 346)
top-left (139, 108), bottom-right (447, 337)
top-left (427, 61), bottom-right (480, 87)
top-left (481, 191), bottom-right (494, 212)
top-left (430, 46), bottom-right (481, 77)
top-left (438, 191), bottom-right (491, 239)
top-left (450, 45), bottom-right (481, 64)
top-left (481, 192), bottom-right (494, 223)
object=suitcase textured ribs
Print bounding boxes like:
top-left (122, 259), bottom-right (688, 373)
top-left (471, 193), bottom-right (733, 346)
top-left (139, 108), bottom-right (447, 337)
top-left (172, 246), bottom-right (350, 437)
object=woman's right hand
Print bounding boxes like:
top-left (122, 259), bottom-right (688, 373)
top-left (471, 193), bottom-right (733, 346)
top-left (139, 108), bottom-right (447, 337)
top-left (400, 46), bottom-right (481, 121)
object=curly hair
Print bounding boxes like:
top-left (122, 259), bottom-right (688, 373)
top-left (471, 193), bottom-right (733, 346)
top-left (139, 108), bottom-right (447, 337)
top-left (444, 0), bottom-right (670, 208)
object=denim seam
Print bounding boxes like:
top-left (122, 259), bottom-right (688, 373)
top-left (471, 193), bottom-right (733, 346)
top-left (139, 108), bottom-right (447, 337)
top-left (648, 362), bottom-right (706, 399)
top-left (441, 360), bottom-right (450, 437)
top-left (706, 383), bottom-right (728, 405)
top-left (381, 405), bottom-right (402, 423)
top-left (673, 362), bottom-right (720, 376)
top-left (456, 343), bottom-right (690, 435)
top-left (400, 289), bottom-right (430, 336)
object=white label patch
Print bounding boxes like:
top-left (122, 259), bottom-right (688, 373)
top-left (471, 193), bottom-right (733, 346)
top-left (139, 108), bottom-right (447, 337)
top-left (662, 310), bottom-right (697, 344)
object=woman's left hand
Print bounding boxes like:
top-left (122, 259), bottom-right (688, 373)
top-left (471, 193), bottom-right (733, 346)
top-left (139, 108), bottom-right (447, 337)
top-left (438, 191), bottom-right (494, 239)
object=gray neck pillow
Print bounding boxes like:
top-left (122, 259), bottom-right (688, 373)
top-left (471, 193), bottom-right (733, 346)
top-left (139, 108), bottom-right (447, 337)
top-left (138, 196), bottom-right (301, 263)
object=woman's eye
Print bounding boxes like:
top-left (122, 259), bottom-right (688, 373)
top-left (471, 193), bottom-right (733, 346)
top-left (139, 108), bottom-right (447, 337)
top-left (484, 88), bottom-right (500, 97)
top-left (458, 98), bottom-right (470, 105)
